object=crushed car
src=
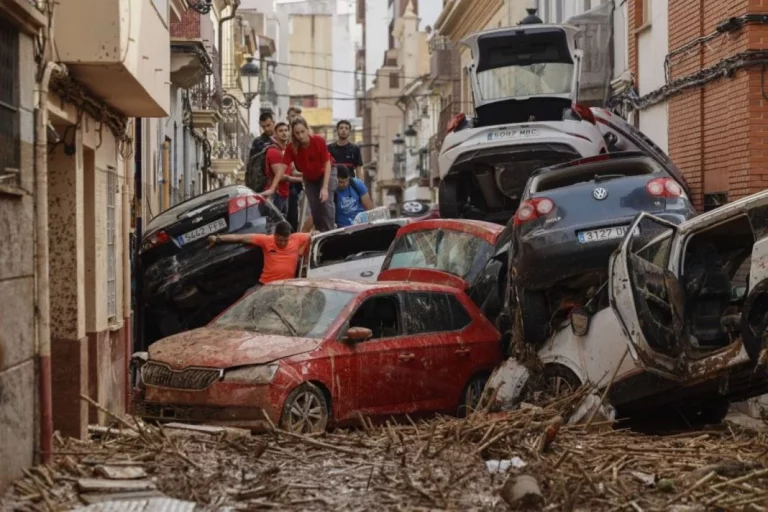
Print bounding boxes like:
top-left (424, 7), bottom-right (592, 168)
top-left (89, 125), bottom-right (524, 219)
top-left (378, 219), bottom-right (512, 336)
top-left (508, 151), bottom-right (696, 345)
top-left (437, 21), bottom-right (608, 223)
top-left (140, 185), bottom-right (284, 345)
top-left (489, 189), bottom-right (768, 424)
top-left (301, 218), bottom-right (409, 281)
top-left (131, 279), bottom-right (503, 432)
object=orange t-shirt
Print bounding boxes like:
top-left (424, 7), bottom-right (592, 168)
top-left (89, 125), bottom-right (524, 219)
top-left (250, 233), bottom-right (310, 284)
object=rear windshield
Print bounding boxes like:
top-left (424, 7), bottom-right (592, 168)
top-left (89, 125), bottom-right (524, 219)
top-left (382, 228), bottom-right (493, 282)
top-left (313, 225), bottom-right (401, 268)
top-left (145, 186), bottom-right (249, 232)
top-left (532, 160), bottom-right (659, 193)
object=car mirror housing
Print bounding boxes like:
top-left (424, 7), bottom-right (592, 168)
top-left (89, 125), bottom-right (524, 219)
top-left (570, 307), bottom-right (590, 337)
top-left (343, 326), bottom-right (373, 343)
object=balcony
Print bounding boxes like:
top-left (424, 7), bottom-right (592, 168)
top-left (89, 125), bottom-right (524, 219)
top-left (170, 9), bottom-right (215, 89)
top-left (0, 0), bottom-right (46, 35)
top-left (211, 110), bottom-right (252, 177)
top-left (188, 47), bottom-right (221, 130)
top-left (429, 36), bottom-right (458, 84)
top-left (53, 0), bottom-right (170, 116)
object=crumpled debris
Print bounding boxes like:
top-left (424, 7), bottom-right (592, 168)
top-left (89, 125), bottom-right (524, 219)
top-left (567, 393), bottom-right (617, 426)
top-left (72, 498), bottom-right (197, 512)
top-left (486, 358), bottom-right (531, 411)
top-left (485, 457), bottom-right (527, 473)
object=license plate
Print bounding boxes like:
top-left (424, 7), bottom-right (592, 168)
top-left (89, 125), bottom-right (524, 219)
top-left (577, 225), bottom-right (639, 244)
top-left (487, 128), bottom-right (540, 141)
top-left (178, 218), bottom-right (227, 245)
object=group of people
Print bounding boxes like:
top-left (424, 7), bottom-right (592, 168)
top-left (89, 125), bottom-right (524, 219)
top-left (250, 107), bottom-right (373, 234)
top-left (206, 108), bottom-right (374, 293)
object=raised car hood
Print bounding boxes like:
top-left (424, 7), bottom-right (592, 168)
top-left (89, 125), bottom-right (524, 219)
top-left (148, 328), bottom-right (322, 369)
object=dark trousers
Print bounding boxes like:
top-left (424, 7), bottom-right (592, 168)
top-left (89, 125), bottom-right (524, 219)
top-left (287, 183), bottom-right (302, 233)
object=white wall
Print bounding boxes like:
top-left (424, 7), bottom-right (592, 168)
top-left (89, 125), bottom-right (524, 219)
top-left (364, 0), bottom-right (389, 90)
top-left (636, 0), bottom-right (668, 152)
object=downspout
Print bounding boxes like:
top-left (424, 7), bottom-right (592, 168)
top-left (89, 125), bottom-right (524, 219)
top-left (122, 144), bottom-right (132, 411)
top-left (35, 60), bottom-right (62, 465)
top-left (218, 0), bottom-right (241, 84)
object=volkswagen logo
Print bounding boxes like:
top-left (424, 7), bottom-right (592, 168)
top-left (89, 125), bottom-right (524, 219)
top-left (593, 187), bottom-right (608, 201)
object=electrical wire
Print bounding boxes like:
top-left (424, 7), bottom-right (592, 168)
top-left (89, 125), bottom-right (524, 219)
top-left (270, 58), bottom-right (461, 82)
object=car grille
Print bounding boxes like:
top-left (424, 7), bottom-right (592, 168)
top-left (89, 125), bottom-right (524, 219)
top-left (141, 362), bottom-right (222, 390)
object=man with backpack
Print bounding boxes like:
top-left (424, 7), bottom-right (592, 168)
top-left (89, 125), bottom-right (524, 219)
top-left (327, 119), bottom-right (363, 180)
top-left (334, 166), bottom-right (373, 227)
top-left (245, 112), bottom-right (277, 194)
top-left (259, 122), bottom-right (296, 215)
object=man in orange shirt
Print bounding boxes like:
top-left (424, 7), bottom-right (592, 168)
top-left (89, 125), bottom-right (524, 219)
top-left (207, 221), bottom-right (309, 291)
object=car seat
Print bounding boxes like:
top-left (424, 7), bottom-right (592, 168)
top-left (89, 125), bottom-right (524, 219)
top-left (684, 244), bottom-right (733, 347)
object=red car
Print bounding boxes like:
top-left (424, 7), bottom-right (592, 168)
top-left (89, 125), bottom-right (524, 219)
top-left (131, 279), bottom-right (502, 432)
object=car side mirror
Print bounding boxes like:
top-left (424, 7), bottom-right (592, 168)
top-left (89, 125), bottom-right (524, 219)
top-left (343, 326), bottom-right (372, 344)
top-left (570, 307), bottom-right (590, 337)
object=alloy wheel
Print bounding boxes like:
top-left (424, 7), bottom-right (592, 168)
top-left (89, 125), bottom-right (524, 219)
top-left (284, 388), bottom-right (326, 434)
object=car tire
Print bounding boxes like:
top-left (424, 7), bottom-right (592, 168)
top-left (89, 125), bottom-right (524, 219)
top-left (681, 398), bottom-right (730, 426)
top-left (539, 364), bottom-right (582, 399)
top-left (279, 383), bottom-right (330, 434)
top-left (439, 178), bottom-right (461, 219)
top-left (458, 374), bottom-right (489, 417)
top-left (518, 288), bottom-right (551, 346)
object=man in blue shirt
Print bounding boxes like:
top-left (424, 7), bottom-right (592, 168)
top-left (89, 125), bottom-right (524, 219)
top-left (335, 166), bottom-right (373, 227)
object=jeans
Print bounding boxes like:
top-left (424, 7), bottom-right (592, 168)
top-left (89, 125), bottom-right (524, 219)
top-left (272, 194), bottom-right (289, 217)
top-left (304, 168), bottom-right (338, 232)
top-left (287, 183), bottom-right (302, 233)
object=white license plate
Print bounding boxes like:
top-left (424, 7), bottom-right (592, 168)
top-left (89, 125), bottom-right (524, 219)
top-left (577, 225), bottom-right (639, 244)
top-left (487, 128), bottom-right (540, 141)
top-left (178, 218), bottom-right (227, 245)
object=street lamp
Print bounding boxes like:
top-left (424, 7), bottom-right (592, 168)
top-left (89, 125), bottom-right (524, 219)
top-left (187, 0), bottom-right (213, 14)
top-left (405, 125), bottom-right (418, 153)
top-left (393, 133), bottom-right (405, 159)
top-left (240, 56), bottom-right (261, 103)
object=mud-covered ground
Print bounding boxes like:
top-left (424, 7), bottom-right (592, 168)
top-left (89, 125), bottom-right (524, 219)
top-left (4, 390), bottom-right (768, 511)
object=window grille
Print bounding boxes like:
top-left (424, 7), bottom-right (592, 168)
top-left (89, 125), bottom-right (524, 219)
top-left (106, 166), bottom-right (118, 322)
top-left (0, 17), bottom-right (19, 187)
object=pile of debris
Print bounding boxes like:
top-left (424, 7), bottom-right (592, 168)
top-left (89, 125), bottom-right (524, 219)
top-left (3, 391), bottom-right (768, 511)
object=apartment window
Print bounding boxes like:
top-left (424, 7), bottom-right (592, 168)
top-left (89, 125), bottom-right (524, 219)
top-left (289, 95), bottom-right (318, 108)
top-left (0, 17), bottom-right (20, 188)
top-left (106, 166), bottom-right (118, 322)
top-left (389, 72), bottom-right (400, 89)
top-left (642, 0), bottom-right (652, 25)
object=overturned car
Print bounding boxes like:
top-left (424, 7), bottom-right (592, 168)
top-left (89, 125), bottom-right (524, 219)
top-left (438, 22), bottom-right (607, 223)
top-left (489, 190), bottom-right (768, 423)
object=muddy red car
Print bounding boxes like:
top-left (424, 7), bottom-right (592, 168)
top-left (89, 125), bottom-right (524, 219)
top-left (131, 279), bottom-right (502, 432)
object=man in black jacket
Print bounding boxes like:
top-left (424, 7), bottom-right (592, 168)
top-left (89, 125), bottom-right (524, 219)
top-left (249, 112), bottom-right (276, 159)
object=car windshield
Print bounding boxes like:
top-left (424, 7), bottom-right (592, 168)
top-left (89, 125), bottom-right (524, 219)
top-left (477, 63), bottom-right (573, 101)
top-left (384, 229), bottom-right (493, 281)
top-left (212, 285), bottom-right (356, 338)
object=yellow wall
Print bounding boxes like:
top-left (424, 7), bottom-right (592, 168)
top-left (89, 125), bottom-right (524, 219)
top-left (288, 14), bottom-right (333, 110)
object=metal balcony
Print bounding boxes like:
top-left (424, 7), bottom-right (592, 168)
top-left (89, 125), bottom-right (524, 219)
top-left (170, 9), bottom-right (215, 89)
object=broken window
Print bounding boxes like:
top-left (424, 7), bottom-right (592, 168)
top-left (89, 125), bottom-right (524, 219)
top-left (348, 295), bottom-right (401, 340)
top-left (404, 293), bottom-right (471, 335)
top-left (0, 16), bottom-right (19, 188)
top-left (214, 285), bottom-right (356, 338)
top-left (312, 225), bottom-right (401, 268)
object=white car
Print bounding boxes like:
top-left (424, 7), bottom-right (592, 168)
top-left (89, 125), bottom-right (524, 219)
top-left (489, 189), bottom-right (768, 423)
top-left (438, 22), bottom-right (607, 223)
top-left (302, 218), bottom-right (410, 281)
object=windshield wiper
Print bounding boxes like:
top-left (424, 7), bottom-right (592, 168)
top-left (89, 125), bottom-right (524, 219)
top-left (593, 174), bottom-right (625, 184)
top-left (269, 305), bottom-right (298, 337)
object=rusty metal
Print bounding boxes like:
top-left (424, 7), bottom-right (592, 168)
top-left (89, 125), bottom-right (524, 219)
top-left (141, 362), bottom-right (223, 391)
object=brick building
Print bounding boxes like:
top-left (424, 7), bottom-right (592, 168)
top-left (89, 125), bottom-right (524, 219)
top-left (627, 0), bottom-right (768, 209)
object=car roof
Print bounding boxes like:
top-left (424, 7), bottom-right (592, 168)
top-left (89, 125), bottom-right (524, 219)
top-left (396, 219), bottom-right (504, 244)
top-left (270, 278), bottom-right (464, 295)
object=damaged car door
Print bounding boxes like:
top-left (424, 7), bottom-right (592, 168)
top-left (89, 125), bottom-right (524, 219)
top-left (611, 190), bottom-right (768, 382)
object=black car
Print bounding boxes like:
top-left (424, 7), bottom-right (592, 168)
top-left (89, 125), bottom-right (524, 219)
top-left (139, 185), bottom-right (284, 345)
top-left (509, 151), bottom-right (697, 344)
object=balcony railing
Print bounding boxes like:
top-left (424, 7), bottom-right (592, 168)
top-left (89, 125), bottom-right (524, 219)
top-left (213, 112), bottom-right (252, 163)
top-left (430, 37), bottom-right (459, 84)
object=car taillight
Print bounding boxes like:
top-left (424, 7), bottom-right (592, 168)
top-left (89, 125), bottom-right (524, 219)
top-left (228, 194), bottom-right (262, 215)
top-left (142, 230), bottom-right (170, 251)
top-left (646, 178), bottom-right (685, 198)
top-left (514, 198), bottom-right (556, 225)
top-left (446, 113), bottom-right (466, 134)
top-left (572, 103), bottom-right (597, 125)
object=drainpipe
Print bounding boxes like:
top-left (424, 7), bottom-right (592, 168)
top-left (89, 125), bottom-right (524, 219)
top-left (35, 60), bottom-right (62, 465)
top-left (218, 0), bottom-right (242, 84)
top-left (122, 151), bottom-right (132, 411)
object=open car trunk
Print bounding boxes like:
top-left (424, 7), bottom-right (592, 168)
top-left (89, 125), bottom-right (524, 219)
top-left (307, 224), bottom-right (403, 281)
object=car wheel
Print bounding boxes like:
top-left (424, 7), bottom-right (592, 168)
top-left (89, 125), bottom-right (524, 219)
top-left (524, 364), bottom-right (582, 404)
top-left (279, 383), bottom-right (329, 434)
top-left (681, 398), bottom-right (730, 426)
top-left (458, 374), bottom-right (489, 417)
top-left (439, 178), bottom-right (462, 218)
top-left (518, 288), bottom-right (551, 346)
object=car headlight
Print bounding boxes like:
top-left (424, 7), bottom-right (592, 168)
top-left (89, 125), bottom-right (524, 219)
top-left (222, 364), bottom-right (279, 384)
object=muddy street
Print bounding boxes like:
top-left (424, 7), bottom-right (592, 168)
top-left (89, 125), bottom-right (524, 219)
top-left (4, 390), bottom-right (768, 511)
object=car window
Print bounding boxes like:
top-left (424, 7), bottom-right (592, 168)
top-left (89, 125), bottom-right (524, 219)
top-left (534, 160), bottom-right (659, 192)
top-left (348, 295), bottom-right (401, 340)
top-left (213, 285), bottom-right (356, 338)
top-left (404, 292), bottom-right (472, 335)
top-left (146, 185), bottom-right (248, 232)
top-left (384, 229), bottom-right (494, 282)
top-left (312, 224), bottom-right (401, 268)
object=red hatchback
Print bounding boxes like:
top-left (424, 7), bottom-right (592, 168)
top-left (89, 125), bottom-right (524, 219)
top-left (132, 279), bottom-right (502, 432)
